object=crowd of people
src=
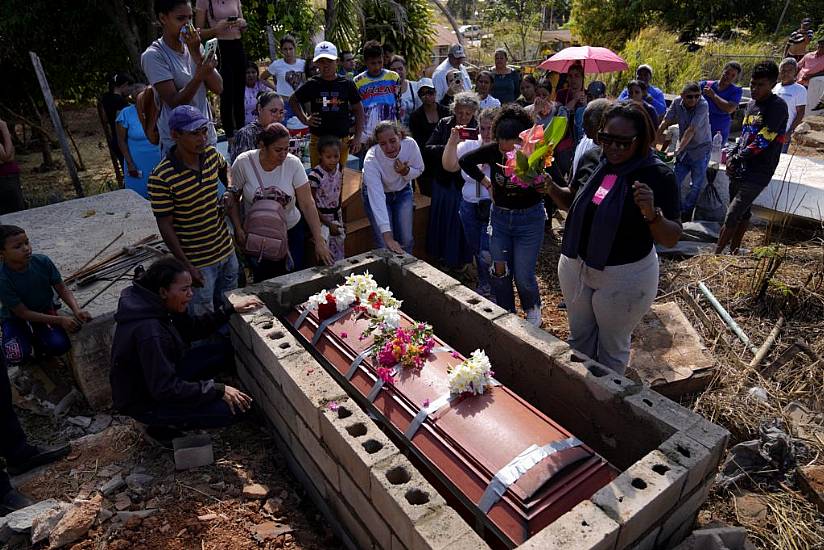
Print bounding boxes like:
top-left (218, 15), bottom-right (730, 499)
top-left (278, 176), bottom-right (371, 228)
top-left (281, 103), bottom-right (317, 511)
top-left (1, 1), bottom-right (822, 514)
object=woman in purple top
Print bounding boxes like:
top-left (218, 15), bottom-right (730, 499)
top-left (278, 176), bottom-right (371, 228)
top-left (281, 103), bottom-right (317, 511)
top-left (700, 62), bottom-right (743, 144)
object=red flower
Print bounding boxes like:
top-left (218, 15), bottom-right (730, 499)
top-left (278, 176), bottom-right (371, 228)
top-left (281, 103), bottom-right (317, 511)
top-left (377, 367), bottom-right (395, 385)
top-left (317, 293), bottom-right (337, 320)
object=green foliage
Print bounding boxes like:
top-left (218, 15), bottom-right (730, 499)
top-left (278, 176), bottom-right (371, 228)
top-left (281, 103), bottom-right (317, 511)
top-left (570, 0), bottom-right (651, 50)
top-left (753, 245), bottom-right (782, 259)
top-left (601, 27), bottom-right (782, 96)
top-left (768, 278), bottom-right (794, 297)
top-left (480, 0), bottom-right (545, 60)
top-left (242, 0), bottom-right (321, 62)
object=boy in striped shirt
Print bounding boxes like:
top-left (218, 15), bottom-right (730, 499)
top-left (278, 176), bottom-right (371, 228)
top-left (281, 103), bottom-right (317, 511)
top-left (354, 40), bottom-right (401, 145)
top-left (148, 105), bottom-right (238, 314)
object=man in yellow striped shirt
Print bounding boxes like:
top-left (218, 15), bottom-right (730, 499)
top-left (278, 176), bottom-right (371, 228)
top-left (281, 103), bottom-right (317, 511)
top-left (148, 105), bottom-right (238, 314)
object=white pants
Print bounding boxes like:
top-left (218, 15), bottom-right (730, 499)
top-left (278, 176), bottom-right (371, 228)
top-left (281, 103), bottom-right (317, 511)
top-left (558, 248), bottom-right (659, 374)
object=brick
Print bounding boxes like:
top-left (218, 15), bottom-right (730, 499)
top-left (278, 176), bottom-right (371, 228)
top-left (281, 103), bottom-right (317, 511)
top-left (249, 316), bottom-right (303, 368)
top-left (295, 417), bottom-right (340, 492)
top-left (253, 264), bottom-right (344, 315)
top-left (658, 516), bottom-right (696, 550)
top-left (270, 348), bottom-right (348, 437)
top-left (237, 357), bottom-right (299, 438)
top-left (591, 450), bottom-right (688, 549)
top-left (658, 432), bottom-right (714, 498)
top-left (340, 469), bottom-right (392, 550)
top-left (327, 489), bottom-right (376, 550)
top-left (428, 285), bottom-right (508, 355)
top-left (623, 389), bottom-right (700, 439)
top-left (410, 506), bottom-right (483, 550)
top-left (657, 480), bottom-right (711, 547)
top-left (172, 434), bottom-right (214, 470)
top-left (319, 403), bottom-right (398, 494)
top-left (388, 260), bottom-right (461, 322)
top-left (519, 500), bottom-right (618, 550)
top-left (337, 252), bottom-right (393, 282)
top-left (289, 428), bottom-right (330, 500)
top-left (369, 454), bottom-right (445, 549)
top-left (683, 418), bottom-right (730, 475)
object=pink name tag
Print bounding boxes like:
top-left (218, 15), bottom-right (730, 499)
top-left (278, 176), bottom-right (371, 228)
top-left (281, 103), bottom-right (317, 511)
top-left (591, 174), bottom-right (617, 205)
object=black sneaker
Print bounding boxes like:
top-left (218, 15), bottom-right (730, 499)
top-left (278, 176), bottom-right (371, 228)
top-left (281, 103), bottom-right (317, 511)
top-left (0, 488), bottom-right (34, 516)
top-left (140, 425), bottom-right (186, 448)
top-left (6, 444), bottom-right (71, 476)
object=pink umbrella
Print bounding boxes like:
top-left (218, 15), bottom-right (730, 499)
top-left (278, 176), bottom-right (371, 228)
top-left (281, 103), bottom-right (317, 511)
top-left (538, 46), bottom-right (628, 74)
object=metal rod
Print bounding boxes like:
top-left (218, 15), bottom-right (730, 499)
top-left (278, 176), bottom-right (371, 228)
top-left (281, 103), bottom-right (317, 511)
top-left (80, 262), bottom-right (141, 309)
top-left (697, 282), bottom-right (758, 354)
top-left (74, 231), bottom-right (124, 275)
top-left (749, 315), bottom-right (785, 368)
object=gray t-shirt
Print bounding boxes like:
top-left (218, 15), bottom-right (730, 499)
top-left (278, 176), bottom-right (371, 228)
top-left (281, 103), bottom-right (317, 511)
top-left (665, 97), bottom-right (711, 160)
top-left (141, 39), bottom-right (217, 153)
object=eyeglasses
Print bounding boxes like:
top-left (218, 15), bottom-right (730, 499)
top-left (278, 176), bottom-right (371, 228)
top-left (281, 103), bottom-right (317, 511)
top-left (684, 94), bottom-right (701, 99)
top-left (598, 132), bottom-right (638, 149)
top-left (419, 89), bottom-right (435, 96)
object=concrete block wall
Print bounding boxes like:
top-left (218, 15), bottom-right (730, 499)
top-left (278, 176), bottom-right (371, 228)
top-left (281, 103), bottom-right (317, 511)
top-left (227, 252), bottom-right (729, 549)
top-left (228, 283), bottom-right (486, 550)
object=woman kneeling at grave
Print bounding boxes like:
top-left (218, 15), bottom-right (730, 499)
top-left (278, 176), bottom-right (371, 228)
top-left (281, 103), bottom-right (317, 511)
top-left (110, 256), bottom-right (261, 439)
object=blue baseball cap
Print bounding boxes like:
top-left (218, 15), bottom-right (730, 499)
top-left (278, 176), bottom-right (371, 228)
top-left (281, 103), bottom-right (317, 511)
top-left (169, 105), bottom-right (209, 132)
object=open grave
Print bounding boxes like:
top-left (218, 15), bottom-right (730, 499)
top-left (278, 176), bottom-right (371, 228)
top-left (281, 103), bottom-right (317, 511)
top-left (226, 251), bottom-right (729, 549)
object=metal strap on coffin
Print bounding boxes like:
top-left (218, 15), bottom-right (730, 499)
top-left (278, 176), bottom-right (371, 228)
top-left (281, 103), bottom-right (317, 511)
top-left (366, 366), bottom-right (400, 402)
top-left (404, 378), bottom-right (501, 440)
top-left (346, 346), bottom-right (373, 380)
top-left (306, 308), bottom-right (352, 345)
top-left (477, 437), bottom-right (583, 514)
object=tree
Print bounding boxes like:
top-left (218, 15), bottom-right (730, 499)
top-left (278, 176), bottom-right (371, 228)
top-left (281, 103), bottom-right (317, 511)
top-left (481, 0), bottom-right (545, 60)
top-left (321, 0), bottom-right (437, 74)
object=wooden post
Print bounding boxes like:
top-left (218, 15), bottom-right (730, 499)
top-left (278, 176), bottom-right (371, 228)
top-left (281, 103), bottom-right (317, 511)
top-left (29, 51), bottom-right (84, 198)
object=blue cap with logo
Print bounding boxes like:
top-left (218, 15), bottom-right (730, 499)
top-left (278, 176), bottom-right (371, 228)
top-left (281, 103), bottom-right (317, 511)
top-left (169, 105), bottom-right (210, 132)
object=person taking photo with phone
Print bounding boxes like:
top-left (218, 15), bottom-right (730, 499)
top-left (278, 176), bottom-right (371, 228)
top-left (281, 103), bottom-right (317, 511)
top-left (142, 0), bottom-right (222, 155)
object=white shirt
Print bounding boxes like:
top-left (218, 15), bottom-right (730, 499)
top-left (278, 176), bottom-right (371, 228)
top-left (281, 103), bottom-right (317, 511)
top-left (267, 58), bottom-right (306, 97)
top-left (363, 137), bottom-right (424, 233)
top-left (772, 82), bottom-right (807, 131)
top-left (231, 150), bottom-right (308, 229)
top-left (479, 95), bottom-right (501, 110)
top-left (432, 58), bottom-right (473, 102)
top-left (457, 138), bottom-right (491, 203)
top-left (571, 136), bottom-right (599, 179)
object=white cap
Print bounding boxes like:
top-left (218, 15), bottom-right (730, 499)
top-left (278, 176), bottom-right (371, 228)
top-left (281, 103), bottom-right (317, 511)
top-left (313, 41), bottom-right (338, 62)
top-left (417, 77), bottom-right (435, 90)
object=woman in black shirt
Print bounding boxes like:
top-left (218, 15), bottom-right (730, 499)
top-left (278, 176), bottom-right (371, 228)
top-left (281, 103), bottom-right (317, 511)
top-left (545, 101), bottom-right (682, 374)
top-left (425, 91), bottom-right (478, 268)
top-left (409, 79), bottom-right (449, 196)
top-left (459, 104), bottom-right (546, 326)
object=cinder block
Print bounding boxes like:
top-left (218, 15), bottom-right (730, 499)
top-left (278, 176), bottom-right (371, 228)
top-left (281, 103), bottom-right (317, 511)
top-left (290, 426), bottom-right (331, 500)
top-left (410, 506), bottom-right (484, 550)
top-left (253, 265), bottom-right (344, 315)
top-left (369, 454), bottom-right (445, 549)
top-left (659, 516), bottom-right (696, 550)
top-left (388, 260), bottom-right (461, 322)
top-left (623, 389), bottom-right (700, 439)
top-left (319, 403), bottom-right (398, 494)
top-left (249, 316), bottom-right (303, 368)
top-left (237, 356), bottom-right (299, 437)
top-left (337, 251), bottom-right (392, 283)
top-left (340, 469), bottom-right (392, 550)
top-left (656, 480), bottom-right (711, 547)
top-left (592, 450), bottom-right (688, 549)
top-left (172, 434), bottom-right (214, 470)
top-left (224, 290), bottom-right (272, 349)
top-left (427, 285), bottom-right (508, 355)
top-left (295, 417), bottom-right (340, 492)
top-left (328, 488), bottom-right (376, 550)
top-left (237, 360), bottom-right (297, 441)
top-left (270, 348), bottom-right (349, 437)
top-left (683, 418), bottom-right (730, 475)
top-left (519, 500), bottom-right (619, 550)
top-left (632, 525), bottom-right (662, 550)
top-left (658, 432), bottom-right (714, 498)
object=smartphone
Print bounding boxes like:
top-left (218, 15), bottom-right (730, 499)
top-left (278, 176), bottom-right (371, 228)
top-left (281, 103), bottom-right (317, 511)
top-left (204, 38), bottom-right (219, 62)
top-left (459, 127), bottom-right (479, 140)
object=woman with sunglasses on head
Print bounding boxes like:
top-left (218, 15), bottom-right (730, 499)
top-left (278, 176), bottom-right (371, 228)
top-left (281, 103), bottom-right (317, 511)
top-left (545, 102), bottom-right (682, 374)
top-left (228, 91), bottom-right (285, 163)
top-left (388, 55), bottom-right (419, 127)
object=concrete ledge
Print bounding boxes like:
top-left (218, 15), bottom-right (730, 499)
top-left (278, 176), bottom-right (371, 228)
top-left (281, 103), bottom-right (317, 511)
top-left (518, 500), bottom-right (619, 550)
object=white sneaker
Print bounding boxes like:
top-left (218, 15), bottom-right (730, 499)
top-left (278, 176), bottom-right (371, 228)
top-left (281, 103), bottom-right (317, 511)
top-left (526, 305), bottom-right (542, 327)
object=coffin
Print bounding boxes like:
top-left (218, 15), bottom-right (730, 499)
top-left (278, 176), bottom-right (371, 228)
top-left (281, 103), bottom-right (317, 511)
top-left (286, 304), bottom-right (618, 547)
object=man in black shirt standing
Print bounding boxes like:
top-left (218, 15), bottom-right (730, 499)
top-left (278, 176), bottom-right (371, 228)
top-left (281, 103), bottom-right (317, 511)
top-left (291, 41), bottom-right (365, 169)
top-left (716, 61), bottom-right (788, 254)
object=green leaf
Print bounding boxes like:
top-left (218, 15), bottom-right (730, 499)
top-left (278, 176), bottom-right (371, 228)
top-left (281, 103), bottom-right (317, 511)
top-left (543, 117), bottom-right (568, 147)
top-left (515, 151), bottom-right (530, 175)
top-left (528, 143), bottom-right (551, 168)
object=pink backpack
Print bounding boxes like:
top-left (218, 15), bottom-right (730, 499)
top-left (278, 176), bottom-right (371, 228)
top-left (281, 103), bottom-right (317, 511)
top-left (243, 159), bottom-right (290, 262)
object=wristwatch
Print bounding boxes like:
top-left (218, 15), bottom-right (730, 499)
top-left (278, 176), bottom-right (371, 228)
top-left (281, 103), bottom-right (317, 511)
top-left (645, 207), bottom-right (663, 224)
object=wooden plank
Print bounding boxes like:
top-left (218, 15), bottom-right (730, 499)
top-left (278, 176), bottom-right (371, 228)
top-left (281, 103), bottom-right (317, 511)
top-left (29, 51), bottom-right (84, 197)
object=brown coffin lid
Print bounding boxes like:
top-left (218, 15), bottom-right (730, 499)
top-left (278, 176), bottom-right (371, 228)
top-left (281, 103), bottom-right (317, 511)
top-left (290, 306), bottom-right (609, 505)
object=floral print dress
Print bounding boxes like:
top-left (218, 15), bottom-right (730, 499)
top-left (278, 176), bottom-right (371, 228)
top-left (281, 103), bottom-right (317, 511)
top-left (308, 165), bottom-right (345, 261)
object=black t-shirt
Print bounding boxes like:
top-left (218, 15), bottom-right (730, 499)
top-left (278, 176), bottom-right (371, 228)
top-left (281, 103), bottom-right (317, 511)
top-left (572, 154), bottom-right (680, 266)
top-left (293, 76), bottom-right (361, 137)
top-left (738, 93), bottom-right (788, 181)
top-left (426, 115), bottom-right (477, 189)
top-left (459, 142), bottom-right (543, 210)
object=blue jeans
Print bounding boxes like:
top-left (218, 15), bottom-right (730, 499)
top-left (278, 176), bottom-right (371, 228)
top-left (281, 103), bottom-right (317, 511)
top-left (189, 253), bottom-right (239, 316)
top-left (488, 203), bottom-right (546, 313)
top-left (458, 199), bottom-right (492, 294)
top-left (130, 342), bottom-right (242, 430)
top-left (362, 184), bottom-right (414, 253)
top-left (675, 150), bottom-right (710, 213)
top-left (1, 315), bottom-right (71, 364)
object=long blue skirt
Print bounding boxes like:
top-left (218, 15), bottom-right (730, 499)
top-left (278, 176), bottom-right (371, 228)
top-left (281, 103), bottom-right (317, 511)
top-left (425, 179), bottom-right (471, 268)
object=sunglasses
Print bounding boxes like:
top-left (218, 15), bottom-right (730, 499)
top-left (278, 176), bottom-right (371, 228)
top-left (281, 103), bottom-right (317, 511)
top-left (684, 94), bottom-right (701, 99)
top-left (598, 132), bottom-right (638, 149)
top-left (419, 89), bottom-right (435, 96)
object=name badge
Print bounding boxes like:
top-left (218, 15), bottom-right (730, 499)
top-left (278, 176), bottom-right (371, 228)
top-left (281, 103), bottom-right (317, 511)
top-left (592, 174), bottom-right (617, 205)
